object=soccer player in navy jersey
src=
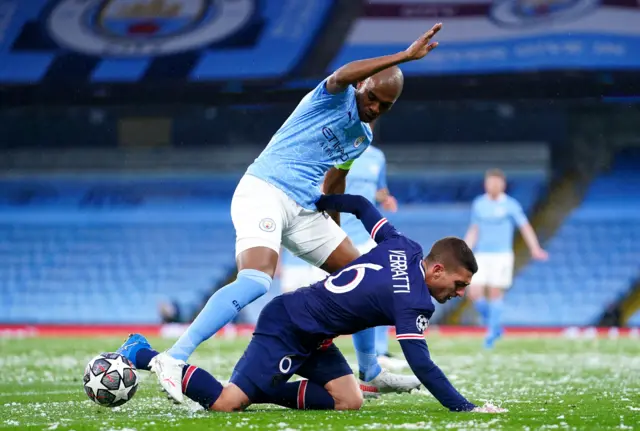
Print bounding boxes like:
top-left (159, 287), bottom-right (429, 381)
top-left (280, 143), bottom-right (408, 373)
top-left (149, 23), bottom-right (446, 401)
top-left (117, 194), bottom-right (505, 413)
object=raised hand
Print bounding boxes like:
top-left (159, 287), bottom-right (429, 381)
top-left (404, 23), bottom-right (442, 61)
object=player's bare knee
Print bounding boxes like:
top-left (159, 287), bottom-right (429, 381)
top-left (468, 284), bottom-right (485, 301)
top-left (211, 385), bottom-right (251, 412)
top-left (236, 247), bottom-right (279, 278)
top-left (326, 375), bottom-right (363, 411)
top-left (333, 391), bottom-right (363, 411)
top-left (488, 287), bottom-right (504, 300)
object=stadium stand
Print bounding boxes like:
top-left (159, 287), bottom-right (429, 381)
top-left (503, 150), bottom-right (640, 326)
top-left (0, 172), bottom-right (546, 324)
top-left (0, 222), bottom-right (235, 324)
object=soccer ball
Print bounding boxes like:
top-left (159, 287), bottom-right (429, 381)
top-left (83, 352), bottom-right (138, 407)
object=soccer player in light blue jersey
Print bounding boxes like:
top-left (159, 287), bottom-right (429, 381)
top-left (280, 144), bottom-right (408, 374)
top-left (464, 169), bottom-right (548, 348)
top-left (151, 24), bottom-right (446, 402)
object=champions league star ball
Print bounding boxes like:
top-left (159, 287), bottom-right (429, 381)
top-left (83, 353), bottom-right (138, 407)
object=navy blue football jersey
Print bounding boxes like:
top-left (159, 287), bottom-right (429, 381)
top-left (282, 216), bottom-right (434, 342)
top-left (280, 194), bottom-right (475, 412)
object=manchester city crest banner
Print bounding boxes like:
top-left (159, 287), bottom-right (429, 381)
top-left (0, 0), bottom-right (333, 83)
top-left (331, 0), bottom-right (640, 75)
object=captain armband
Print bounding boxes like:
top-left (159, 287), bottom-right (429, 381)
top-left (335, 160), bottom-right (354, 171)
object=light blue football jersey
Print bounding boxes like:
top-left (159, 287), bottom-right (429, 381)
top-left (246, 79), bottom-right (373, 210)
top-left (471, 194), bottom-right (528, 253)
top-left (281, 146), bottom-right (388, 267)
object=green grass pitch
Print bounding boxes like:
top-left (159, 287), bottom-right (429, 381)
top-left (0, 334), bottom-right (638, 430)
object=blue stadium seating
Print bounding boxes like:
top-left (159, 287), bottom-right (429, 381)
top-left (503, 157), bottom-right (640, 326)
top-left (0, 173), bottom-right (546, 324)
top-left (0, 223), bottom-right (234, 323)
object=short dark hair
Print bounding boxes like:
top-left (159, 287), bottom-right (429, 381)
top-left (485, 168), bottom-right (506, 181)
top-left (426, 237), bottom-right (478, 274)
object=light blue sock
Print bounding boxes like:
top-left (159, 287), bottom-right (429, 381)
top-left (167, 269), bottom-right (272, 361)
top-left (353, 328), bottom-right (381, 381)
top-left (487, 299), bottom-right (504, 339)
top-left (375, 326), bottom-right (390, 356)
top-left (474, 297), bottom-right (489, 325)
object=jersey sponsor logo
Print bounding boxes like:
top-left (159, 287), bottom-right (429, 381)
top-left (416, 315), bottom-right (429, 332)
top-left (389, 250), bottom-right (410, 293)
top-left (259, 218), bottom-right (276, 232)
top-left (354, 136), bottom-right (365, 148)
top-left (490, 0), bottom-right (598, 28)
top-left (47, 0), bottom-right (255, 57)
top-left (324, 263), bottom-right (383, 294)
top-left (321, 127), bottom-right (350, 162)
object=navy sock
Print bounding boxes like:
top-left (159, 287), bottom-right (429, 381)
top-left (181, 365), bottom-right (224, 410)
top-left (135, 348), bottom-right (159, 371)
top-left (254, 380), bottom-right (335, 410)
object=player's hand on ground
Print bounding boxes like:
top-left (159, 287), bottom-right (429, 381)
top-left (404, 23), bottom-right (442, 61)
top-left (471, 403), bottom-right (508, 413)
top-left (531, 247), bottom-right (549, 261)
top-left (381, 195), bottom-right (398, 212)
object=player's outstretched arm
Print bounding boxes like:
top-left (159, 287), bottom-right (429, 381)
top-left (519, 222), bottom-right (549, 260)
top-left (398, 339), bottom-right (476, 412)
top-left (316, 194), bottom-right (397, 243)
top-left (325, 23), bottom-right (442, 94)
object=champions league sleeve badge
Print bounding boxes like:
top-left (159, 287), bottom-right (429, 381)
top-left (47, 0), bottom-right (255, 56)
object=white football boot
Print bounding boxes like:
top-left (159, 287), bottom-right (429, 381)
top-left (359, 369), bottom-right (421, 398)
top-left (150, 352), bottom-right (185, 403)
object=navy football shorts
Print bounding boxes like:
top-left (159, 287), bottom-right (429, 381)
top-left (230, 296), bottom-right (352, 401)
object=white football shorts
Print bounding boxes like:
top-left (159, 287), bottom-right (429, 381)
top-left (472, 252), bottom-right (515, 289)
top-left (231, 174), bottom-right (347, 268)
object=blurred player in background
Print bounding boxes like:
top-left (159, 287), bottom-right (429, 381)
top-left (280, 142), bottom-right (407, 371)
top-left (464, 169), bottom-right (548, 348)
top-left (151, 24), bottom-right (446, 401)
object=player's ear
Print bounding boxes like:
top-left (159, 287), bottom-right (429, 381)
top-left (432, 263), bottom-right (445, 278)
